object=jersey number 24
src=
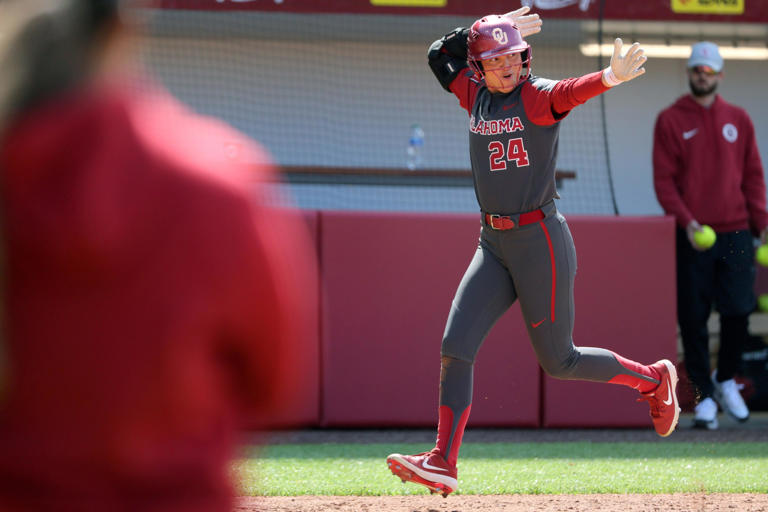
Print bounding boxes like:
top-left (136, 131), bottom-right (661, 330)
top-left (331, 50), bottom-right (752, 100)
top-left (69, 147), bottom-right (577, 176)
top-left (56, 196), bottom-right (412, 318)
top-left (488, 138), bottom-right (530, 171)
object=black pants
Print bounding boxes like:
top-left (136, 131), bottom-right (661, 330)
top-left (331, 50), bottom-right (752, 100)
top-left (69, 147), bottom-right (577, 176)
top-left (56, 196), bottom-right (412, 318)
top-left (676, 228), bottom-right (755, 399)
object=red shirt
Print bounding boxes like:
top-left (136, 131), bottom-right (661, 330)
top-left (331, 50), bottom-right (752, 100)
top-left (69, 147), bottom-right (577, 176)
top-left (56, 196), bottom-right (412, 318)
top-left (653, 94), bottom-right (768, 233)
top-left (0, 83), bottom-right (315, 512)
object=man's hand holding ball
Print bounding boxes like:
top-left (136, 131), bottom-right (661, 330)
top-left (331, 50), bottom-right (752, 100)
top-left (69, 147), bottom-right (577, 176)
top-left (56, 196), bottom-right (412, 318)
top-left (687, 220), bottom-right (716, 251)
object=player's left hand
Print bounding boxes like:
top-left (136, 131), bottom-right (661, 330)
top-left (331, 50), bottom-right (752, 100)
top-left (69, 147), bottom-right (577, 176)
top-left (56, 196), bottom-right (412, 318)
top-left (686, 220), bottom-right (709, 251)
top-left (504, 6), bottom-right (542, 38)
top-left (609, 38), bottom-right (646, 82)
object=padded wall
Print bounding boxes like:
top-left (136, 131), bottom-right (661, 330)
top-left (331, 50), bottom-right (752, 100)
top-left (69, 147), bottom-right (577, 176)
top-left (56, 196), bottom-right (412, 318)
top-left (262, 210), bottom-right (321, 428)
top-left (541, 215), bottom-right (677, 427)
top-left (320, 211), bottom-right (541, 427)
top-left (756, 265), bottom-right (768, 295)
top-left (314, 211), bottom-right (676, 428)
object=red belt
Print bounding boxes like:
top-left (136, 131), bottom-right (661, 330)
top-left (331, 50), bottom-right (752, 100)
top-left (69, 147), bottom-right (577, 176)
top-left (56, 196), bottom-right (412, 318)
top-left (484, 209), bottom-right (545, 230)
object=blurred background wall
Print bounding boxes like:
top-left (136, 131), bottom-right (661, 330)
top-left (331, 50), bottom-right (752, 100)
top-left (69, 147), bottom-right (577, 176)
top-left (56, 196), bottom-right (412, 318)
top-left (112, 1), bottom-right (768, 423)
top-left (136, 7), bottom-right (768, 216)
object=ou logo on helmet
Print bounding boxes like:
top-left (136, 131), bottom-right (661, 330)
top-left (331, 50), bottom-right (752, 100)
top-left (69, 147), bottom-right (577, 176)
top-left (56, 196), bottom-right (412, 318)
top-left (722, 123), bottom-right (738, 143)
top-left (492, 27), bottom-right (508, 45)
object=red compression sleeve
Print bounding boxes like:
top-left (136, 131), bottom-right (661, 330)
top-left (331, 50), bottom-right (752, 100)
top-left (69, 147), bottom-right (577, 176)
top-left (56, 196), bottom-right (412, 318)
top-left (549, 71), bottom-right (609, 115)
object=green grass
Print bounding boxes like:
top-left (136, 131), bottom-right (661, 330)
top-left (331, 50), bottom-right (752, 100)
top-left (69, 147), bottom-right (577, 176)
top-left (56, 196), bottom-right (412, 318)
top-left (235, 442), bottom-right (768, 496)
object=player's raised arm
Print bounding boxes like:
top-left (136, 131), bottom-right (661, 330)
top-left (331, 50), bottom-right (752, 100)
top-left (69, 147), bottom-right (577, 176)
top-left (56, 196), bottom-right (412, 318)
top-left (602, 38), bottom-right (647, 87)
top-left (542, 36), bottom-right (647, 115)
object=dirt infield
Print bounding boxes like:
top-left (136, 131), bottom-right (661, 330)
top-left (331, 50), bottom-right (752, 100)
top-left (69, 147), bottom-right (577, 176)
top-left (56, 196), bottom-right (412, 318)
top-left (241, 413), bottom-right (768, 511)
top-left (239, 493), bottom-right (768, 511)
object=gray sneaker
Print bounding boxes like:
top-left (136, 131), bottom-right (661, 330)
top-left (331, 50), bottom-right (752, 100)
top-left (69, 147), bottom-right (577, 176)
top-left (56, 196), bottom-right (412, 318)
top-left (693, 397), bottom-right (719, 430)
top-left (712, 370), bottom-right (749, 422)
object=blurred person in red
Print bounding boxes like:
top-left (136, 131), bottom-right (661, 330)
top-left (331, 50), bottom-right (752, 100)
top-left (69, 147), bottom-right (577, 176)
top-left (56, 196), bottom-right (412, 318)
top-left (0, 1), bottom-right (316, 511)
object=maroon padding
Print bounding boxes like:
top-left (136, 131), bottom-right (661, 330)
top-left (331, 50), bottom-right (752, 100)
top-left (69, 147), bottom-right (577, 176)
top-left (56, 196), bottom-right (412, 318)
top-left (253, 209), bottom-right (321, 429)
top-left (542, 215), bottom-right (677, 428)
top-left (320, 211), bottom-right (540, 428)
top-left (755, 265), bottom-right (768, 296)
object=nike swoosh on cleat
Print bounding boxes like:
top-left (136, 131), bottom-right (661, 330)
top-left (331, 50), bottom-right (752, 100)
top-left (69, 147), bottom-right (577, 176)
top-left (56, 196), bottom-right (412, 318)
top-left (531, 319), bottom-right (546, 328)
top-left (662, 380), bottom-right (673, 406)
top-left (421, 460), bottom-right (448, 472)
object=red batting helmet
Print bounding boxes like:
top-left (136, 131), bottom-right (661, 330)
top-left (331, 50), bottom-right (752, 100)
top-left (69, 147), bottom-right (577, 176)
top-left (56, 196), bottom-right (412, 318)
top-left (467, 15), bottom-right (531, 84)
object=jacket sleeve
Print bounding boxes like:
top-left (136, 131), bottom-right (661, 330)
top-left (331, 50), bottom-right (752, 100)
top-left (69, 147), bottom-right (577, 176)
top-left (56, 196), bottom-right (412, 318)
top-left (220, 158), bottom-right (317, 429)
top-left (652, 111), bottom-right (693, 228)
top-left (740, 113), bottom-right (768, 235)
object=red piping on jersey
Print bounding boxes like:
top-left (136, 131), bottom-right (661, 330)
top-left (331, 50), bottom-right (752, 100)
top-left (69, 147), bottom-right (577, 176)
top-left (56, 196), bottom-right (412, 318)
top-left (539, 220), bottom-right (556, 323)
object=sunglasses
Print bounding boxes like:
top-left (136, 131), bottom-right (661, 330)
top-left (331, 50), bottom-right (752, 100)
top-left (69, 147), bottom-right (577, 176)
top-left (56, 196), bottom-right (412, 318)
top-left (690, 65), bottom-right (719, 76)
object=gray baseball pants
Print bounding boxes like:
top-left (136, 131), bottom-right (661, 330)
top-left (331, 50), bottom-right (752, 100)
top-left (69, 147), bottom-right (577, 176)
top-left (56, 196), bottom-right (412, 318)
top-left (438, 205), bottom-right (655, 420)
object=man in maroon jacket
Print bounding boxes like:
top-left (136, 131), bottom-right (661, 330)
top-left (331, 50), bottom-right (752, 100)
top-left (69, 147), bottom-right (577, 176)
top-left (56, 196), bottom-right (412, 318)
top-left (653, 41), bottom-right (767, 430)
top-left (0, 1), bottom-right (316, 511)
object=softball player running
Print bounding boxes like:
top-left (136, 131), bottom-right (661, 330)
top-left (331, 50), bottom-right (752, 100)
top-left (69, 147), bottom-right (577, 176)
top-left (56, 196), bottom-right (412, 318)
top-left (386, 8), bottom-right (680, 497)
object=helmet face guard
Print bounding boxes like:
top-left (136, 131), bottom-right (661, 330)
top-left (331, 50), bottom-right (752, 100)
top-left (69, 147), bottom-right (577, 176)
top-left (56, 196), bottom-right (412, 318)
top-left (467, 15), bottom-right (532, 87)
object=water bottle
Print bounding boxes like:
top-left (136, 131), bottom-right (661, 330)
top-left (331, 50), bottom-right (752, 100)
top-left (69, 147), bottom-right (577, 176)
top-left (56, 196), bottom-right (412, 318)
top-left (406, 124), bottom-right (424, 170)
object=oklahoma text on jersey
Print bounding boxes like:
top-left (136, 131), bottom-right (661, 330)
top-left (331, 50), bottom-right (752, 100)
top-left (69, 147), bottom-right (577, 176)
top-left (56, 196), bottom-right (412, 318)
top-left (469, 115), bottom-right (524, 135)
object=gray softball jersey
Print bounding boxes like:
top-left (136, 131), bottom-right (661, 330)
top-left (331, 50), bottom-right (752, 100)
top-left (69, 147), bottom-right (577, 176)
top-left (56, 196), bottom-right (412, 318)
top-left (468, 76), bottom-right (563, 214)
top-left (449, 68), bottom-right (610, 217)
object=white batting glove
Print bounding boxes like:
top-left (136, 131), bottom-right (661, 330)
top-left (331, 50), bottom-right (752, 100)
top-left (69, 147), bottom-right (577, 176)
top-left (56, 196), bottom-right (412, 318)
top-left (504, 6), bottom-right (542, 38)
top-left (602, 38), bottom-right (646, 87)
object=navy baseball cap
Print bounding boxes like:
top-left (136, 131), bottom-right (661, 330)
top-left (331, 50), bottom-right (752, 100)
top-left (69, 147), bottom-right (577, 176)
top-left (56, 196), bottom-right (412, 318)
top-left (688, 42), bottom-right (723, 73)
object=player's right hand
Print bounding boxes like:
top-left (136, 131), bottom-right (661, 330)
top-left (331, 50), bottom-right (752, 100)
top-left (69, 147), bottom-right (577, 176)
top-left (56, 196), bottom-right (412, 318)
top-left (686, 220), bottom-right (709, 251)
top-left (504, 6), bottom-right (542, 38)
top-left (610, 38), bottom-right (646, 82)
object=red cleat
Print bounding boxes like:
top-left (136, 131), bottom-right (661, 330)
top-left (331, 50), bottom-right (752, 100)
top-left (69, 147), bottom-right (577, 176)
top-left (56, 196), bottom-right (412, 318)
top-left (638, 359), bottom-right (680, 437)
top-left (386, 450), bottom-right (457, 497)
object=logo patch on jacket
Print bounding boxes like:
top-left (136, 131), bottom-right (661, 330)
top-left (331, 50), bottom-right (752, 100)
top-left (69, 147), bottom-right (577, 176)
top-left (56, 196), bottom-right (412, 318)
top-left (722, 123), bottom-right (738, 143)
